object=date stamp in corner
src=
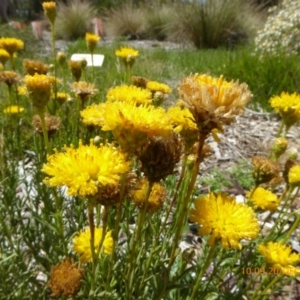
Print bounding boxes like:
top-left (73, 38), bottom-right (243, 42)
top-left (242, 267), bottom-right (296, 276)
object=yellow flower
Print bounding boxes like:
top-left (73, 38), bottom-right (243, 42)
top-left (42, 140), bottom-right (131, 197)
top-left (189, 192), bottom-right (259, 249)
top-left (106, 85), bottom-right (152, 105)
top-left (115, 46), bottom-right (139, 67)
top-left (3, 105), bottom-right (24, 114)
top-left (146, 81), bottom-right (172, 94)
top-left (0, 37), bottom-right (24, 58)
top-left (0, 49), bottom-right (10, 66)
top-left (131, 179), bottom-right (167, 212)
top-left (24, 73), bottom-right (52, 113)
top-left (258, 242), bottom-right (300, 276)
top-left (270, 92), bottom-right (300, 128)
top-left (288, 164), bottom-right (300, 186)
top-left (47, 258), bottom-right (83, 298)
top-left (73, 227), bottom-right (114, 263)
top-left (85, 32), bottom-right (100, 53)
top-left (247, 187), bottom-right (279, 211)
top-left (115, 46), bottom-right (139, 59)
top-left (99, 101), bottom-right (172, 153)
top-left (178, 74), bottom-right (252, 134)
top-left (80, 103), bottom-right (106, 127)
top-left (42, 1), bottom-right (57, 24)
top-left (17, 85), bottom-right (28, 96)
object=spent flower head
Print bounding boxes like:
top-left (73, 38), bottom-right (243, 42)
top-left (258, 242), bottom-right (300, 276)
top-left (47, 258), bottom-right (83, 298)
top-left (0, 71), bottom-right (20, 87)
top-left (73, 227), bottom-right (113, 263)
top-left (189, 192), bottom-right (259, 249)
top-left (178, 74), bottom-right (252, 135)
top-left (42, 140), bottom-right (131, 197)
top-left (23, 59), bottom-right (49, 75)
top-left (72, 81), bottom-right (98, 106)
top-left (68, 60), bottom-right (83, 82)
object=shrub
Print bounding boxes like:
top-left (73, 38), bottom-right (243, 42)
top-left (55, 0), bottom-right (98, 41)
top-left (254, 0), bottom-right (300, 56)
top-left (165, 0), bottom-right (263, 49)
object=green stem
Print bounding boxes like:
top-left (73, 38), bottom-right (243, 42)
top-left (252, 275), bottom-right (282, 300)
top-left (38, 111), bottom-right (50, 153)
top-left (189, 241), bottom-right (218, 300)
top-left (88, 202), bottom-right (96, 293)
top-left (50, 23), bottom-right (57, 113)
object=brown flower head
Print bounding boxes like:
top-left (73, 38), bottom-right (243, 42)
top-left (68, 60), bottom-right (83, 82)
top-left (47, 258), bottom-right (83, 298)
top-left (0, 71), bottom-right (20, 87)
top-left (251, 156), bottom-right (281, 186)
top-left (131, 178), bottom-right (167, 212)
top-left (23, 59), bottom-right (49, 75)
top-left (137, 133), bottom-right (182, 182)
top-left (178, 74), bottom-right (252, 135)
top-left (32, 114), bottom-right (61, 138)
top-left (71, 81), bottom-right (98, 107)
top-left (131, 76), bottom-right (150, 88)
top-left (87, 171), bottom-right (138, 206)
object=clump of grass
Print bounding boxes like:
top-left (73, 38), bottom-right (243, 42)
top-left (165, 0), bottom-right (263, 49)
top-left (55, 0), bottom-right (98, 40)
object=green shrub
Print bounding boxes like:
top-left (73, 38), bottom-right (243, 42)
top-left (55, 0), bottom-right (98, 40)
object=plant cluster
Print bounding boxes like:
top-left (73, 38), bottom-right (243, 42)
top-left (1, 2), bottom-right (300, 300)
top-left (255, 0), bottom-right (300, 56)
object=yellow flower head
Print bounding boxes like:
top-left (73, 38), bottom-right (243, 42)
top-left (24, 73), bottom-right (52, 112)
top-left (80, 103), bottom-right (106, 127)
top-left (3, 105), bottom-right (24, 114)
top-left (0, 37), bottom-right (24, 57)
top-left (18, 85), bottom-right (28, 96)
top-left (288, 164), bottom-right (300, 187)
top-left (115, 46), bottom-right (139, 67)
top-left (85, 32), bottom-right (100, 53)
top-left (42, 140), bottom-right (131, 197)
top-left (98, 101), bottom-right (172, 153)
top-left (0, 71), bottom-right (20, 87)
top-left (131, 179), bottom-right (167, 212)
top-left (42, 1), bottom-right (57, 24)
top-left (146, 81), bottom-right (172, 94)
top-left (270, 92), bottom-right (300, 128)
top-left (47, 258), bottom-right (83, 298)
top-left (189, 192), bottom-right (259, 249)
top-left (0, 48), bottom-right (10, 65)
top-left (247, 187), bottom-right (279, 211)
top-left (56, 92), bottom-right (71, 105)
top-left (178, 74), bottom-right (252, 134)
top-left (258, 242), bottom-right (300, 276)
top-left (73, 227), bottom-right (114, 263)
top-left (106, 85), bottom-right (152, 105)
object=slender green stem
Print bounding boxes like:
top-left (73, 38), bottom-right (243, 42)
top-left (88, 202), bottom-right (96, 293)
top-left (189, 241), bottom-right (218, 300)
top-left (38, 111), bottom-right (50, 153)
top-left (50, 23), bottom-right (57, 113)
top-left (252, 275), bottom-right (281, 300)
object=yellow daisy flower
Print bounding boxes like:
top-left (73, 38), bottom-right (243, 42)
top-left (3, 105), bottom-right (24, 114)
top-left (0, 49), bottom-right (10, 66)
top-left (258, 242), bottom-right (300, 276)
top-left (106, 85), bottom-right (152, 105)
top-left (178, 74), bottom-right (252, 134)
top-left (131, 179), bottom-right (167, 212)
top-left (189, 192), bottom-right (259, 249)
top-left (80, 103), bottom-right (106, 127)
top-left (73, 227), bottom-right (114, 263)
top-left (0, 37), bottom-right (24, 58)
top-left (42, 1), bottom-right (57, 24)
top-left (270, 92), bottom-right (300, 128)
top-left (146, 81), bottom-right (172, 94)
top-left (115, 46), bottom-right (139, 59)
top-left (247, 187), bottom-right (279, 211)
top-left (288, 164), bottom-right (300, 187)
top-left (85, 32), bottom-right (100, 53)
top-left (42, 140), bottom-right (131, 197)
top-left (100, 101), bottom-right (172, 153)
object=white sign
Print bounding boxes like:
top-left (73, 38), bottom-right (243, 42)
top-left (70, 53), bottom-right (105, 67)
